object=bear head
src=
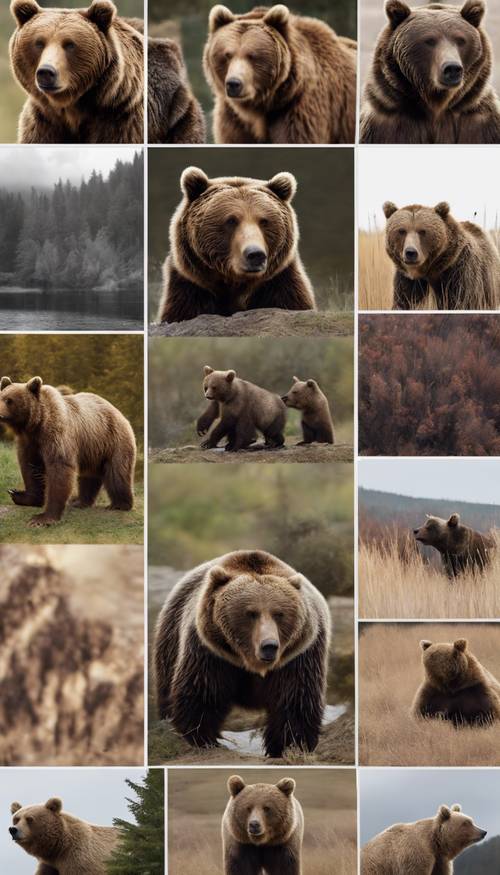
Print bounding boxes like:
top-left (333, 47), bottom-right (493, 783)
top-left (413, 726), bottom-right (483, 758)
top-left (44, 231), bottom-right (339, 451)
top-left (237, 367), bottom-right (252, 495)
top-left (0, 376), bottom-right (44, 432)
top-left (413, 513), bottom-right (463, 550)
top-left (196, 550), bottom-right (312, 675)
top-left (202, 366), bottom-right (238, 403)
top-left (382, 1), bottom-right (487, 103)
top-left (225, 775), bottom-right (297, 845)
top-left (10, 0), bottom-right (119, 107)
top-left (419, 638), bottom-right (473, 691)
top-left (282, 376), bottom-right (321, 410)
top-left (383, 201), bottom-right (453, 278)
top-left (433, 803), bottom-right (487, 859)
top-left (204, 4), bottom-right (292, 105)
top-left (173, 166), bottom-right (298, 285)
top-left (9, 798), bottom-right (64, 859)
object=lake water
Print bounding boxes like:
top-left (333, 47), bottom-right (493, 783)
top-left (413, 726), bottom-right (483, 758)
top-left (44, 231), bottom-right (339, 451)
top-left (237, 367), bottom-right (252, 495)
top-left (0, 288), bottom-right (144, 331)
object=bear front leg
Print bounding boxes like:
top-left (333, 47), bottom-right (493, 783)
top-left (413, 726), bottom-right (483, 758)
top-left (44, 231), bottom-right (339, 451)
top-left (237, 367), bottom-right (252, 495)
top-left (158, 264), bottom-right (215, 323)
top-left (213, 101), bottom-right (258, 144)
top-left (18, 102), bottom-right (66, 144)
top-left (392, 273), bottom-right (429, 309)
top-left (34, 865), bottom-right (59, 875)
top-left (28, 461), bottom-right (76, 527)
top-left (262, 845), bottom-right (302, 875)
top-left (200, 416), bottom-right (234, 449)
top-left (10, 441), bottom-right (45, 507)
top-left (224, 845), bottom-right (262, 875)
top-left (197, 401), bottom-right (219, 436)
top-left (296, 421), bottom-right (315, 445)
top-left (253, 262), bottom-right (315, 311)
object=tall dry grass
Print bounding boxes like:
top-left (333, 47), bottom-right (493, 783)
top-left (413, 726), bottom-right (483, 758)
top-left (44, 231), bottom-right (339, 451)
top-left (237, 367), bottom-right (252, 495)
top-left (359, 535), bottom-right (500, 619)
top-left (359, 623), bottom-right (500, 766)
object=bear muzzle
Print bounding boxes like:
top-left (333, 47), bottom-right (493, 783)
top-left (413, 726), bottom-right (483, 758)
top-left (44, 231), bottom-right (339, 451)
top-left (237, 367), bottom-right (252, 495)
top-left (440, 61), bottom-right (464, 89)
top-left (9, 826), bottom-right (21, 841)
top-left (259, 638), bottom-right (279, 662)
top-left (36, 64), bottom-right (61, 93)
top-left (248, 818), bottom-right (265, 839)
top-left (226, 76), bottom-right (244, 97)
top-left (243, 245), bottom-right (267, 273)
top-left (404, 246), bottom-right (420, 265)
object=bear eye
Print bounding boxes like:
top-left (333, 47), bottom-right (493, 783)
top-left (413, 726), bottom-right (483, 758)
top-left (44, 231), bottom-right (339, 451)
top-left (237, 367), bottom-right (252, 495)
top-left (263, 805), bottom-right (271, 814)
top-left (418, 230), bottom-right (426, 237)
top-left (273, 611), bottom-right (284, 620)
top-left (246, 609), bottom-right (259, 619)
top-left (425, 37), bottom-right (437, 47)
top-left (259, 217), bottom-right (270, 228)
top-left (456, 36), bottom-right (466, 47)
top-left (26, 816), bottom-right (33, 825)
top-left (398, 228), bottom-right (406, 236)
top-left (225, 215), bottom-right (238, 228)
top-left (5, 398), bottom-right (13, 406)
top-left (63, 41), bottom-right (76, 51)
top-left (34, 39), bottom-right (45, 50)
top-left (246, 51), bottom-right (256, 61)
top-left (224, 50), bottom-right (233, 61)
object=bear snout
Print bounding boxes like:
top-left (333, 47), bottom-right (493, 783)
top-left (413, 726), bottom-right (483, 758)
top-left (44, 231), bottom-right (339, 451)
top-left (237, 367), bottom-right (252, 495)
top-left (404, 246), bottom-right (420, 264)
top-left (226, 77), bottom-right (243, 98)
top-left (248, 818), bottom-right (264, 836)
top-left (9, 826), bottom-right (19, 840)
top-left (259, 638), bottom-right (279, 662)
top-left (477, 829), bottom-right (487, 841)
top-left (243, 245), bottom-right (267, 273)
top-left (36, 64), bottom-right (60, 92)
top-left (440, 61), bottom-right (463, 88)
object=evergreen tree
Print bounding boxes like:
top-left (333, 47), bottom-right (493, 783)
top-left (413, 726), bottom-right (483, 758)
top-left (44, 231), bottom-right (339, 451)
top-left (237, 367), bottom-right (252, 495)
top-left (106, 771), bottom-right (164, 875)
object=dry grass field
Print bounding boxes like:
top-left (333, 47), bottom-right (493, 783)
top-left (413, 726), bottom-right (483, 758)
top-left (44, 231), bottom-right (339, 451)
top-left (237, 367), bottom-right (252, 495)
top-left (359, 623), bottom-right (500, 766)
top-left (359, 535), bottom-right (500, 619)
top-left (168, 768), bottom-right (357, 875)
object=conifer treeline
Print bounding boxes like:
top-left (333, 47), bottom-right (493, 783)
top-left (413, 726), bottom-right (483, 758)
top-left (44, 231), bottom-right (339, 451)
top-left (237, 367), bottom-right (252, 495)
top-left (0, 152), bottom-right (143, 291)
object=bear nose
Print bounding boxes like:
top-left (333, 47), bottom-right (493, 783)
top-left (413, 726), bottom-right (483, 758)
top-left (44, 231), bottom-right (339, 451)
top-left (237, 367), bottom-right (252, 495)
top-left (249, 820), bottom-right (263, 835)
top-left (36, 65), bottom-right (58, 90)
top-left (413, 529), bottom-right (419, 535)
top-left (260, 639), bottom-right (279, 662)
top-left (226, 77), bottom-right (243, 97)
top-left (404, 247), bottom-right (419, 263)
top-left (480, 829), bottom-right (487, 839)
top-left (440, 62), bottom-right (463, 87)
top-left (9, 827), bottom-right (18, 838)
top-left (243, 246), bottom-right (267, 272)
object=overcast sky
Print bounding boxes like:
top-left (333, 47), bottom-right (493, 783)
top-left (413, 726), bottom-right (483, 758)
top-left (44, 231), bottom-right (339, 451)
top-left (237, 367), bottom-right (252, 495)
top-left (358, 147), bottom-right (500, 230)
top-left (360, 769), bottom-right (500, 845)
top-left (0, 147), bottom-right (141, 189)
top-left (1, 769), bottom-right (146, 873)
top-left (359, 460), bottom-right (500, 505)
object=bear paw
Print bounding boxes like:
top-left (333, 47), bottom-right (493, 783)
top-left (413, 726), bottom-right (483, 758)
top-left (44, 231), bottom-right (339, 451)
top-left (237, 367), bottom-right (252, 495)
top-left (28, 513), bottom-right (60, 528)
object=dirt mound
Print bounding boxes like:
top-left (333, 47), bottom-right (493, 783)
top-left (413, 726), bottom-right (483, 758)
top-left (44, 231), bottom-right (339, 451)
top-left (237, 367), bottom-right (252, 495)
top-left (149, 308), bottom-right (353, 338)
top-left (150, 440), bottom-right (354, 464)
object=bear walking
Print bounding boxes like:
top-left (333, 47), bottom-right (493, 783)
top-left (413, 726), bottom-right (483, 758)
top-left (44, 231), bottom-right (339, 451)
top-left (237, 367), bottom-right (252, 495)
top-left (282, 376), bottom-right (335, 444)
top-left (148, 38), bottom-right (206, 144)
top-left (9, 0), bottom-right (144, 144)
top-left (203, 4), bottom-right (357, 144)
top-left (222, 775), bottom-right (304, 875)
top-left (157, 166), bottom-right (315, 324)
top-left (154, 550), bottom-right (330, 757)
top-left (197, 367), bottom-right (287, 451)
top-left (360, 0), bottom-right (500, 144)
top-left (413, 513), bottom-right (496, 577)
top-left (0, 376), bottom-right (136, 527)
top-left (384, 202), bottom-right (500, 309)
top-left (361, 803), bottom-right (487, 875)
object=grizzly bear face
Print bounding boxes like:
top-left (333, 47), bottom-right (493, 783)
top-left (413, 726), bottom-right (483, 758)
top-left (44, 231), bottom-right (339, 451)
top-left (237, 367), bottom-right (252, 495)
top-left (202, 366), bottom-right (237, 403)
top-left (174, 166), bottom-right (298, 284)
top-left (419, 638), bottom-right (470, 690)
top-left (226, 776), bottom-right (296, 845)
top-left (0, 376), bottom-right (43, 431)
top-left (383, 201), bottom-right (451, 278)
top-left (282, 376), bottom-right (319, 410)
top-left (10, 0), bottom-right (118, 107)
top-left (9, 798), bottom-right (63, 858)
top-left (204, 5), bottom-right (291, 105)
top-left (413, 512), bottom-right (463, 551)
top-left (383, 1), bottom-right (486, 99)
top-left (434, 803), bottom-right (487, 857)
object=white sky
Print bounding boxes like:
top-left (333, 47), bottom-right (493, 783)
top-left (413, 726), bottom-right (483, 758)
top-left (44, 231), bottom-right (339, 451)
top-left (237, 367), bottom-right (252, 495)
top-left (0, 147), bottom-right (141, 189)
top-left (358, 459), bottom-right (500, 505)
top-left (358, 147), bottom-right (500, 231)
top-left (1, 769), bottom-right (146, 873)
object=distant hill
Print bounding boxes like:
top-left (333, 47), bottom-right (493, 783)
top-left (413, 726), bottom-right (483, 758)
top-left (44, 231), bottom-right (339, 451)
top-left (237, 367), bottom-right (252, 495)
top-left (359, 488), bottom-right (500, 533)
top-left (455, 835), bottom-right (500, 874)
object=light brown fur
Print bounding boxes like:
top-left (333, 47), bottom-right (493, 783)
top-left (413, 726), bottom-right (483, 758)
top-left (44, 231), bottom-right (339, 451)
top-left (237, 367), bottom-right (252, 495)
top-left (282, 376), bottom-right (335, 444)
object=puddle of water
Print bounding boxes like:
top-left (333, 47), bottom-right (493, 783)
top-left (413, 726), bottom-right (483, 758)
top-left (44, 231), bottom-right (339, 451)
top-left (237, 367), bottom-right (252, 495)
top-left (221, 703), bottom-right (347, 755)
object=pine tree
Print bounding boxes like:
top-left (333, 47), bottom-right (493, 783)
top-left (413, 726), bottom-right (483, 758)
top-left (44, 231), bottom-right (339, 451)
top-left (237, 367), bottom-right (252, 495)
top-left (106, 771), bottom-right (165, 875)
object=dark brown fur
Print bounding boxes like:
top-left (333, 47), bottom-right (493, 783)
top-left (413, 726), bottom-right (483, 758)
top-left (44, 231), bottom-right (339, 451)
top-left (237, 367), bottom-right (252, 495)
top-left (361, 0), bottom-right (500, 144)
top-left (413, 512), bottom-right (496, 577)
top-left (282, 376), bottom-right (335, 444)
top-left (153, 549), bottom-right (330, 757)
top-left (148, 37), bottom-right (206, 144)
top-left (204, 4), bottom-right (357, 144)
top-left (0, 376), bottom-right (136, 527)
top-left (158, 166), bottom-right (315, 324)
top-left (10, 0), bottom-right (144, 144)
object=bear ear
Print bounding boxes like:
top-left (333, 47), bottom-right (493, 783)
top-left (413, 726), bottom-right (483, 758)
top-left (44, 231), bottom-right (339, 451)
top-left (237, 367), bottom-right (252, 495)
top-left (27, 376), bottom-right (42, 397)
top-left (454, 639), bottom-right (467, 653)
top-left (267, 172), bottom-right (296, 203)
top-left (181, 167), bottom-right (210, 203)
top-left (203, 365), bottom-right (214, 376)
top-left (10, 0), bottom-right (40, 26)
top-left (385, 0), bottom-right (411, 27)
top-left (420, 639), bottom-right (432, 651)
top-left (383, 201), bottom-right (398, 219)
top-left (45, 798), bottom-right (62, 813)
top-left (263, 4), bottom-right (290, 34)
top-left (1, 376), bottom-right (12, 390)
top-left (85, 0), bottom-right (117, 33)
top-left (461, 0), bottom-right (485, 28)
top-left (451, 804), bottom-right (462, 812)
top-left (447, 513), bottom-right (460, 527)
top-left (225, 370), bottom-right (236, 383)
top-left (292, 375), bottom-right (299, 383)
top-left (228, 776), bottom-right (246, 796)
top-left (306, 379), bottom-right (317, 390)
top-left (207, 565), bottom-right (232, 590)
top-left (438, 805), bottom-right (451, 822)
top-left (277, 777), bottom-right (296, 797)
top-left (209, 4), bottom-right (235, 33)
top-left (10, 802), bottom-right (22, 814)
top-left (435, 202), bottom-right (450, 220)
top-left (288, 573), bottom-right (302, 590)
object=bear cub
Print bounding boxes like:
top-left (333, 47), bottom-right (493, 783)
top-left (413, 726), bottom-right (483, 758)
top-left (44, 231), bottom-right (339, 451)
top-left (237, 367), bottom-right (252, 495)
top-left (413, 512), bottom-right (495, 578)
top-left (222, 775), bottom-right (304, 875)
top-left (282, 376), bottom-right (335, 444)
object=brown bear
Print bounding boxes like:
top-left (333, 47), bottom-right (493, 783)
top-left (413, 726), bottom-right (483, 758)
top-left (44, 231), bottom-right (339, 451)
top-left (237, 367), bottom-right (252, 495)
top-left (413, 512), bottom-right (496, 577)
top-left (197, 366), bottom-right (286, 451)
top-left (154, 549), bottom-right (331, 757)
top-left (203, 4), bottom-right (357, 144)
top-left (360, 0), bottom-right (500, 144)
top-left (148, 37), bottom-right (206, 144)
top-left (282, 376), bottom-right (335, 444)
top-left (157, 166), bottom-right (315, 324)
top-left (361, 803), bottom-right (487, 875)
top-left (10, 798), bottom-right (119, 875)
top-left (222, 775), bottom-right (304, 875)
top-left (0, 375), bottom-right (136, 527)
top-left (383, 201), bottom-right (500, 309)
top-left (9, 0), bottom-right (144, 144)
top-left (412, 637), bottom-right (500, 726)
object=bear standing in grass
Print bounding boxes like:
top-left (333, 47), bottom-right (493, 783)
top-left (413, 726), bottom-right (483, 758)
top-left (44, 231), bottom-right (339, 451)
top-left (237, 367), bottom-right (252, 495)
top-left (10, 798), bottom-right (118, 875)
top-left (412, 638), bottom-right (500, 726)
top-left (9, 0), bottom-right (144, 144)
top-left (361, 803), bottom-right (487, 875)
top-left (157, 166), bottom-right (315, 324)
top-left (361, 0), bottom-right (500, 144)
top-left (384, 202), bottom-right (500, 309)
top-left (222, 776), bottom-right (304, 875)
top-left (0, 376), bottom-right (136, 527)
top-left (282, 376), bottom-right (335, 444)
top-left (203, 4), bottom-right (356, 144)
top-left (154, 549), bottom-right (330, 757)
top-left (413, 512), bottom-right (495, 577)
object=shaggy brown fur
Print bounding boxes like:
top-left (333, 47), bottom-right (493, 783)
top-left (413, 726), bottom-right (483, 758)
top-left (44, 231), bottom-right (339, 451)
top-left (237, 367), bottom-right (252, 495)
top-left (362, 803), bottom-right (487, 875)
top-left (413, 512), bottom-right (496, 577)
top-left (154, 549), bottom-right (330, 757)
top-left (360, 0), bottom-right (500, 144)
top-left (282, 376), bottom-right (335, 444)
top-left (148, 37), bottom-right (206, 144)
top-left (412, 638), bottom-right (500, 726)
top-left (157, 166), bottom-right (315, 323)
top-left (222, 776), bottom-right (304, 875)
top-left (197, 366), bottom-right (286, 451)
top-left (204, 4), bottom-right (356, 144)
top-left (10, 798), bottom-right (118, 875)
top-left (0, 376), bottom-right (136, 527)
top-left (383, 201), bottom-right (500, 309)
top-left (9, 0), bottom-right (144, 144)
